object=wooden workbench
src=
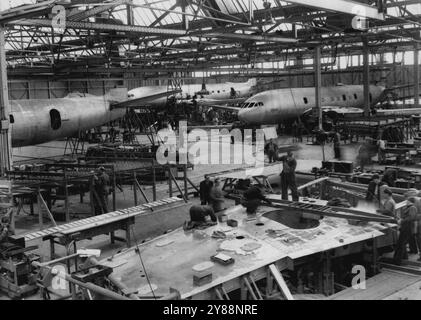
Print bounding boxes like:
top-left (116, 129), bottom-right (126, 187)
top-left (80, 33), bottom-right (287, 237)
top-left (11, 197), bottom-right (184, 259)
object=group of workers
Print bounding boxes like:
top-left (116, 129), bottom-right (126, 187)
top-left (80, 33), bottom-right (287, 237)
top-left (191, 175), bottom-right (274, 227)
top-left (365, 171), bottom-right (421, 265)
top-left (187, 175), bottom-right (226, 227)
top-left (190, 151), bottom-right (300, 227)
top-left (199, 175), bottom-right (226, 212)
top-left (393, 189), bottom-right (421, 265)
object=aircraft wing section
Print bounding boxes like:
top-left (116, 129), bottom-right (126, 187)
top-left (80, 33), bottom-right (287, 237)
top-left (200, 104), bottom-right (241, 112)
top-left (322, 106), bottom-right (363, 115)
top-left (375, 108), bottom-right (421, 116)
top-left (303, 106), bottom-right (363, 117)
top-left (111, 89), bottom-right (181, 109)
top-left (194, 97), bottom-right (246, 106)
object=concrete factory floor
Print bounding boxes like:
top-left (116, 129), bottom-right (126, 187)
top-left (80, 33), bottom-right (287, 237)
top-left (10, 134), bottom-right (377, 262)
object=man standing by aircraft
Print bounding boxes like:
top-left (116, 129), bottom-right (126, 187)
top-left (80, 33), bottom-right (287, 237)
top-left (265, 139), bottom-right (278, 163)
top-left (279, 151), bottom-right (299, 202)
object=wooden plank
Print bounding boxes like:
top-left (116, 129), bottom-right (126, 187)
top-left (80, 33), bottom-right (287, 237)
top-left (38, 192), bottom-right (57, 227)
top-left (329, 270), bottom-right (419, 300)
top-left (269, 264), bottom-right (294, 300)
top-left (31, 232), bottom-right (44, 238)
top-left (384, 280), bottom-right (421, 300)
top-left (379, 263), bottom-right (421, 276)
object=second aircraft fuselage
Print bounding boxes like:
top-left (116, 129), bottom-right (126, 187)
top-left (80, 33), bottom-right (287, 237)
top-left (128, 79), bottom-right (256, 106)
top-left (237, 85), bottom-right (384, 125)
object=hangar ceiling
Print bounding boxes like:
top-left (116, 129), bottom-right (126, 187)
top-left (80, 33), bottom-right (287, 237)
top-left (0, 0), bottom-right (420, 79)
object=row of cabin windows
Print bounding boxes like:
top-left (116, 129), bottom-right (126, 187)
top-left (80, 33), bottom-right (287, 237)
top-left (196, 90), bottom-right (225, 95)
top-left (241, 102), bottom-right (264, 109)
top-left (302, 93), bottom-right (372, 104)
top-left (208, 90), bottom-right (239, 94)
top-left (240, 92), bottom-right (374, 109)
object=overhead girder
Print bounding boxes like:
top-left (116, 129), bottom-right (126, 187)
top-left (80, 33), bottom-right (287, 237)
top-left (198, 32), bottom-right (298, 43)
top-left (11, 19), bottom-right (187, 36)
top-left (130, 27), bottom-right (421, 63)
top-left (7, 37), bottom-right (415, 75)
top-left (6, 62), bottom-right (392, 80)
top-left (7, 35), bottom-right (418, 70)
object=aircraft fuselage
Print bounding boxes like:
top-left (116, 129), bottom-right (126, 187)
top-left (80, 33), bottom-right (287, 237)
top-left (10, 96), bottom-right (126, 147)
top-left (128, 79), bottom-right (256, 106)
top-left (237, 85), bottom-right (384, 125)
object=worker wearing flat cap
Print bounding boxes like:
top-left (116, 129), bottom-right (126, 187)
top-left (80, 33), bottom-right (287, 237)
top-left (92, 166), bottom-right (111, 215)
top-left (366, 174), bottom-right (385, 204)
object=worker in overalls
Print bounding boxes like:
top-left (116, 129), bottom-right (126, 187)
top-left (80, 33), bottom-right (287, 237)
top-left (279, 151), bottom-right (299, 202)
top-left (241, 185), bottom-right (273, 217)
top-left (377, 138), bottom-right (386, 164)
top-left (394, 196), bottom-right (418, 265)
top-left (199, 175), bottom-right (213, 205)
top-left (189, 205), bottom-right (217, 225)
top-left (333, 131), bottom-right (341, 160)
top-left (265, 139), bottom-right (278, 163)
top-left (209, 178), bottom-right (226, 213)
top-left (0, 215), bottom-right (11, 243)
top-left (92, 167), bottom-right (110, 215)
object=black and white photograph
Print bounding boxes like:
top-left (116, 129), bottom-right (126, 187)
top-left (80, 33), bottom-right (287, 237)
top-left (0, 0), bottom-right (420, 307)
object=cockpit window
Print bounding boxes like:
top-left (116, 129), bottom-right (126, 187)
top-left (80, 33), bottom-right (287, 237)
top-left (258, 102), bottom-right (264, 107)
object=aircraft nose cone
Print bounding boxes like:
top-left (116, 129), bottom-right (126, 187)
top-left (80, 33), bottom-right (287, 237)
top-left (238, 109), bottom-right (249, 123)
